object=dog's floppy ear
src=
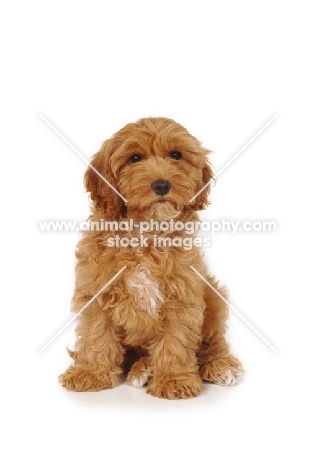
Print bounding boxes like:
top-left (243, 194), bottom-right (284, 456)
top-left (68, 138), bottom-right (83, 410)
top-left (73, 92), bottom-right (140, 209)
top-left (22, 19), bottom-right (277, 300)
top-left (84, 139), bottom-right (122, 218)
top-left (191, 151), bottom-right (214, 211)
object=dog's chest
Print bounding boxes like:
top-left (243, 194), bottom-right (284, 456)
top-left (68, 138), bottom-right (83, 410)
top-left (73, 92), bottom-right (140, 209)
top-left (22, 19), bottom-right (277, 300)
top-left (124, 265), bottom-right (163, 317)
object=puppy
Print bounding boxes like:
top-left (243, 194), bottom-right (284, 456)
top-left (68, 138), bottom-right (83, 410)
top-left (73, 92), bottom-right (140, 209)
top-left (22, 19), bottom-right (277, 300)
top-left (59, 117), bottom-right (243, 399)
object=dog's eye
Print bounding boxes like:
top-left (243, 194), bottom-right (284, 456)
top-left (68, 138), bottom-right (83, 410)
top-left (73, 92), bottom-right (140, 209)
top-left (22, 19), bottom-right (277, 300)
top-left (129, 154), bottom-right (142, 163)
top-left (170, 151), bottom-right (182, 160)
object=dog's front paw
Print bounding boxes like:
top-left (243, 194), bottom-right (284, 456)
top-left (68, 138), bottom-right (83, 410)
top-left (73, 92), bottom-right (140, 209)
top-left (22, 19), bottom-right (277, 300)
top-left (59, 365), bottom-right (117, 392)
top-left (147, 373), bottom-right (204, 399)
top-left (200, 354), bottom-right (244, 386)
top-left (126, 356), bottom-right (151, 388)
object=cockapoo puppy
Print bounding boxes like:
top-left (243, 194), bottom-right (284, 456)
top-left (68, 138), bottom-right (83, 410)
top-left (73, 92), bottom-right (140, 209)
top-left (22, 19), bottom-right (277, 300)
top-left (59, 117), bottom-right (243, 399)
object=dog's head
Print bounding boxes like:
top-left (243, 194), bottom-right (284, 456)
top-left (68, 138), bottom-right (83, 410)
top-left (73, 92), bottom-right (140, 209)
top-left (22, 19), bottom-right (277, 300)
top-left (84, 117), bottom-right (214, 219)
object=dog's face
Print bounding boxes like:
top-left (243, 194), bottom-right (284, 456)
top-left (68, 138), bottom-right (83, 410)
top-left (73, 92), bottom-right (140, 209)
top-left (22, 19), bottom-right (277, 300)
top-left (85, 117), bottom-right (213, 219)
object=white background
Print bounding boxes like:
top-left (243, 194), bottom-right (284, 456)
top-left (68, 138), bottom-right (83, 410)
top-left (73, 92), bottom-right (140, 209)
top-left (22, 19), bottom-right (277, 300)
top-left (1, 1), bottom-right (309, 466)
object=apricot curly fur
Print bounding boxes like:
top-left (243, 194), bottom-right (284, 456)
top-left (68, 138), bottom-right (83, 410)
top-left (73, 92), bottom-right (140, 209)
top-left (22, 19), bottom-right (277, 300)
top-left (59, 117), bottom-right (243, 399)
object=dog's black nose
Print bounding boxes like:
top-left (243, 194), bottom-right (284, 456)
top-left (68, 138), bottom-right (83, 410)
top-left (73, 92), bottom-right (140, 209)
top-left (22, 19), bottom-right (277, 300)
top-left (151, 180), bottom-right (171, 196)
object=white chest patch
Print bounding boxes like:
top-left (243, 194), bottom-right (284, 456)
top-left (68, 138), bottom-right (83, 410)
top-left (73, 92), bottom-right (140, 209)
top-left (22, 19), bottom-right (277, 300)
top-left (125, 266), bottom-right (163, 317)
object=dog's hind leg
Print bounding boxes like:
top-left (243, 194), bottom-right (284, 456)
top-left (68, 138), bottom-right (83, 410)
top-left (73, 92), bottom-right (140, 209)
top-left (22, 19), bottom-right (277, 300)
top-left (198, 276), bottom-right (244, 386)
top-left (126, 355), bottom-right (151, 388)
top-left (59, 301), bottom-right (124, 392)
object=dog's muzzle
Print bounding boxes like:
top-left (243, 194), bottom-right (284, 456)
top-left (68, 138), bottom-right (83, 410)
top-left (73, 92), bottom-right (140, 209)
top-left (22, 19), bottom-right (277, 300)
top-left (151, 180), bottom-right (171, 196)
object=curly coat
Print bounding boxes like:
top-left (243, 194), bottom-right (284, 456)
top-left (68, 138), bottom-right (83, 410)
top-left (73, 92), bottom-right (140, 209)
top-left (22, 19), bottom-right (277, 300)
top-left (59, 117), bottom-right (243, 399)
